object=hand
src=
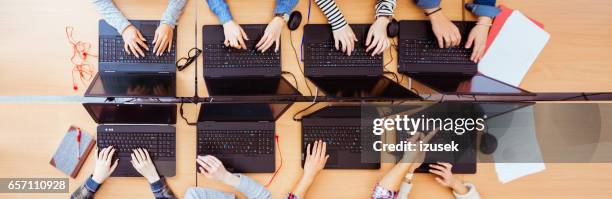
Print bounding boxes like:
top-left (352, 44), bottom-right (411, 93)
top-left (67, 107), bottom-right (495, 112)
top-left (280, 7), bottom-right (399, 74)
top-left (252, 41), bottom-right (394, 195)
top-left (400, 130), bottom-right (438, 172)
top-left (256, 17), bottom-right (284, 52)
top-left (465, 17), bottom-right (493, 63)
top-left (366, 17), bottom-right (391, 56)
top-left (222, 20), bottom-right (249, 49)
top-left (429, 162), bottom-right (469, 195)
top-left (130, 148), bottom-right (160, 183)
top-left (121, 25), bottom-right (149, 58)
top-left (303, 140), bottom-right (329, 178)
top-left (332, 26), bottom-right (358, 56)
top-left (92, 146), bottom-right (119, 184)
top-left (196, 155), bottom-right (239, 186)
top-left (427, 8), bottom-right (461, 48)
top-left (153, 23), bottom-right (174, 56)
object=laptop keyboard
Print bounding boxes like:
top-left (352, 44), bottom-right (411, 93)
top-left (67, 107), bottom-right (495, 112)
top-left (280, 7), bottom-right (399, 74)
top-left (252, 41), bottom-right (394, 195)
top-left (97, 132), bottom-right (176, 158)
top-left (203, 41), bottom-right (280, 68)
top-left (303, 126), bottom-right (362, 153)
top-left (307, 41), bottom-right (382, 68)
top-left (197, 130), bottom-right (274, 155)
top-left (401, 39), bottom-right (474, 65)
top-left (99, 36), bottom-right (176, 64)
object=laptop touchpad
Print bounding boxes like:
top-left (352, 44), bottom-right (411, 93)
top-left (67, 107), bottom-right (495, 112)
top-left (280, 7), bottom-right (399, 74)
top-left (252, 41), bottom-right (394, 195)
top-left (326, 150), bottom-right (339, 165)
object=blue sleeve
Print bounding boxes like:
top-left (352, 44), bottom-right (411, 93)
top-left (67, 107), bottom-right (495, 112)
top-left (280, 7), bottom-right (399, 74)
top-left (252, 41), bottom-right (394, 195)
top-left (150, 178), bottom-right (177, 199)
top-left (274, 0), bottom-right (299, 14)
top-left (160, 0), bottom-right (187, 28)
top-left (206, 0), bottom-right (233, 24)
top-left (70, 176), bottom-right (100, 199)
top-left (234, 174), bottom-right (272, 199)
top-left (465, 0), bottom-right (501, 18)
top-left (91, 0), bottom-right (131, 33)
top-left (415, 0), bottom-right (441, 10)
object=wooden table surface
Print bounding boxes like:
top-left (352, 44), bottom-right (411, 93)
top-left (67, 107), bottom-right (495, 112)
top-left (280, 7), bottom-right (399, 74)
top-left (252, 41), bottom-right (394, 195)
top-left (1, 0), bottom-right (612, 198)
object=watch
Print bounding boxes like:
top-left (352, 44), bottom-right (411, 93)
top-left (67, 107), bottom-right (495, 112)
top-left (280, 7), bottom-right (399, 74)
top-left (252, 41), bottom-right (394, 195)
top-left (275, 13), bottom-right (289, 22)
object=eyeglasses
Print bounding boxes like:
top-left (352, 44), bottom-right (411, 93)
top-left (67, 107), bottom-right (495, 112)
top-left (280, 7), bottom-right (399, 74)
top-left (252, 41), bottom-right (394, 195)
top-left (176, 48), bottom-right (202, 71)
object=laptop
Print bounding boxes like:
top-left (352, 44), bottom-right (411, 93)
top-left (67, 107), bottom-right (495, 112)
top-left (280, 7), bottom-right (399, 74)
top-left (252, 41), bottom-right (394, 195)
top-left (395, 103), bottom-right (479, 174)
top-left (99, 20), bottom-right (177, 73)
top-left (302, 105), bottom-right (380, 169)
top-left (83, 103), bottom-right (177, 177)
top-left (307, 76), bottom-right (422, 100)
top-left (196, 102), bottom-right (292, 173)
top-left (398, 20), bottom-right (476, 77)
top-left (202, 24), bottom-right (281, 77)
top-left (304, 24), bottom-right (383, 77)
top-left (409, 74), bottom-right (533, 96)
top-left (85, 72), bottom-right (176, 97)
top-left (204, 76), bottom-right (301, 101)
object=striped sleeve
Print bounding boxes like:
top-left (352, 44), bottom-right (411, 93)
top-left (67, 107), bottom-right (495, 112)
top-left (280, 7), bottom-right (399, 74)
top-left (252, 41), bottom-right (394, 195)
top-left (314, 0), bottom-right (348, 31)
top-left (375, 0), bottom-right (397, 18)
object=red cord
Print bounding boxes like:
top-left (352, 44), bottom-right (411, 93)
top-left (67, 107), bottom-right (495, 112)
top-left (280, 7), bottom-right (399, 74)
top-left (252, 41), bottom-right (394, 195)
top-left (265, 134), bottom-right (282, 187)
top-left (66, 26), bottom-right (97, 91)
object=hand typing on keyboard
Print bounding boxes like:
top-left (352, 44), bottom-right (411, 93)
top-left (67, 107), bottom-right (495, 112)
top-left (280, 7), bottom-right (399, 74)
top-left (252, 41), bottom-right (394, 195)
top-left (256, 17), bottom-right (284, 53)
top-left (222, 20), bottom-right (249, 50)
top-left (91, 146), bottom-right (119, 184)
top-left (425, 7), bottom-right (461, 48)
top-left (196, 155), bottom-right (240, 187)
top-left (121, 25), bottom-right (149, 58)
top-left (465, 17), bottom-right (493, 63)
top-left (366, 17), bottom-right (392, 56)
top-left (332, 26), bottom-right (358, 56)
top-left (130, 148), bottom-right (161, 183)
top-left (152, 23), bottom-right (174, 56)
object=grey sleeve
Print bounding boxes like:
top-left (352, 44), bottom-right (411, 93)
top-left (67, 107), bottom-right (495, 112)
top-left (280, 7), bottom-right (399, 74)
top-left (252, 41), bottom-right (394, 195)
top-left (184, 187), bottom-right (236, 199)
top-left (233, 174), bottom-right (272, 199)
top-left (453, 183), bottom-right (482, 199)
top-left (160, 0), bottom-right (188, 28)
top-left (91, 0), bottom-right (131, 34)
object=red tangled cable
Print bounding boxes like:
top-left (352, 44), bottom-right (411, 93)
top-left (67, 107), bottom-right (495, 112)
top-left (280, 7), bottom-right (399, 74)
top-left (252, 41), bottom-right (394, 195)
top-left (265, 134), bottom-right (283, 187)
top-left (66, 26), bottom-right (97, 91)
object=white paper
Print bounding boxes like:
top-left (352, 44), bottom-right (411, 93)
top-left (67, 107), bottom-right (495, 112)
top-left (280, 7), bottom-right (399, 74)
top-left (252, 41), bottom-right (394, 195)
top-left (478, 11), bottom-right (550, 87)
top-left (486, 106), bottom-right (546, 183)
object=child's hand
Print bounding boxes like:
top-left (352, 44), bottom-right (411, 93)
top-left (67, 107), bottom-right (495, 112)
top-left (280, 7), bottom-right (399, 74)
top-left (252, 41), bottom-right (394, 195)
top-left (465, 17), bottom-right (493, 63)
top-left (92, 146), bottom-right (119, 184)
top-left (121, 25), bottom-right (149, 58)
top-left (153, 23), bottom-right (174, 56)
top-left (130, 148), bottom-right (160, 183)
top-left (222, 20), bottom-right (249, 50)
top-left (303, 140), bottom-right (329, 178)
top-left (256, 16), bottom-right (284, 52)
top-left (429, 162), bottom-right (469, 194)
top-left (197, 155), bottom-right (240, 186)
top-left (427, 8), bottom-right (461, 48)
top-left (366, 17), bottom-right (391, 56)
top-left (332, 26), bottom-right (358, 56)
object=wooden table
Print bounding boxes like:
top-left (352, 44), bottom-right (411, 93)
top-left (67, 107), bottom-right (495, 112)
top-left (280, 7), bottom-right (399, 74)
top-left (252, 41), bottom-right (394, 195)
top-left (1, 0), bottom-right (612, 199)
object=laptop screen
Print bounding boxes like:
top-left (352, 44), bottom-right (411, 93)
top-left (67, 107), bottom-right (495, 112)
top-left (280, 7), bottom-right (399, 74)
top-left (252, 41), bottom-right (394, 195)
top-left (83, 103), bottom-right (177, 124)
top-left (85, 73), bottom-right (176, 97)
top-left (205, 77), bottom-right (299, 96)
top-left (308, 76), bottom-right (421, 99)
top-left (411, 74), bottom-right (529, 95)
top-left (198, 103), bottom-right (291, 122)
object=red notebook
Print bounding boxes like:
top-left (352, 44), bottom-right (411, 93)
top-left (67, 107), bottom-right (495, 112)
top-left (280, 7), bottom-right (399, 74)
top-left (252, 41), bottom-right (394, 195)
top-left (485, 5), bottom-right (544, 53)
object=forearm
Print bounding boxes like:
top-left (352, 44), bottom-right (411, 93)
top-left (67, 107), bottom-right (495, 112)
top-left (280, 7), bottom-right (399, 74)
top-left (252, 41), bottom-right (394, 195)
top-left (377, 163), bottom-right (414, 192)
top-left (206, 0), bottom-right (233, 24)
top-left (375, 0), bottom-right (397, 18)
top-left (275, 0), bottom-right (299, 14)
top-left (70, 176), bottom-right (101, 199)
top-left (314, 0), bottom-right (347, 31)
top-left (233, 174), bottom-right (272, 199)
top-left (161, 0), bottom-right (187, 28)
top-left (91, 0), bottom-right (131, 33)
top-left (290, 174), bottom-right (315, 198)
top-left (150, 177), bottom-right (176, 199)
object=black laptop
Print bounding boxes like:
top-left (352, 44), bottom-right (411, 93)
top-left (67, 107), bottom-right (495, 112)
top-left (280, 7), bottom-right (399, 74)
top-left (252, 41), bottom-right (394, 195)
top-left (196, 102), bottom-right (292, 173)
top-left (99, 20), bottom-right (177, 73)
top-left (83, 103), bottom-right (177, 177)
top-left (205, 76), bottom-right (301, 101)
top-left (398, 20), bottom-right (476, 77)
top-left (304, 24), bottom-right (383, 77)
top-left (202, 24), bottom-right (281, 77)
top-left (85, 72), bottom-right (176, 97)
top-left (302, 105), bottom-right (380, 169)
top-left (395, 103), bottom-right (478, 174)
top-left (308, 76), bottom-right (422, 100)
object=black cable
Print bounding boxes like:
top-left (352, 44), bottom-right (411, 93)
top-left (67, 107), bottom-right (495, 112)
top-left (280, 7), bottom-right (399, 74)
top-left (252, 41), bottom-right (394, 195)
top-left (384, 71), bottom-right (399, 83)
top-left (290, 30), bottom-right (313, 96)
top-left (293, 102), bottom-right (319, 121)
top-left (179, 98), bottom-right (197, 126)
top-left (282, 71), bottom-right (299, 92)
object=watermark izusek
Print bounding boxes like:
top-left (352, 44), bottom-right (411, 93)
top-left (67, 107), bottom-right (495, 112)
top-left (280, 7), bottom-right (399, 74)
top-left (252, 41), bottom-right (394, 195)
top-left (370, 115), bottom-right (485, 152)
